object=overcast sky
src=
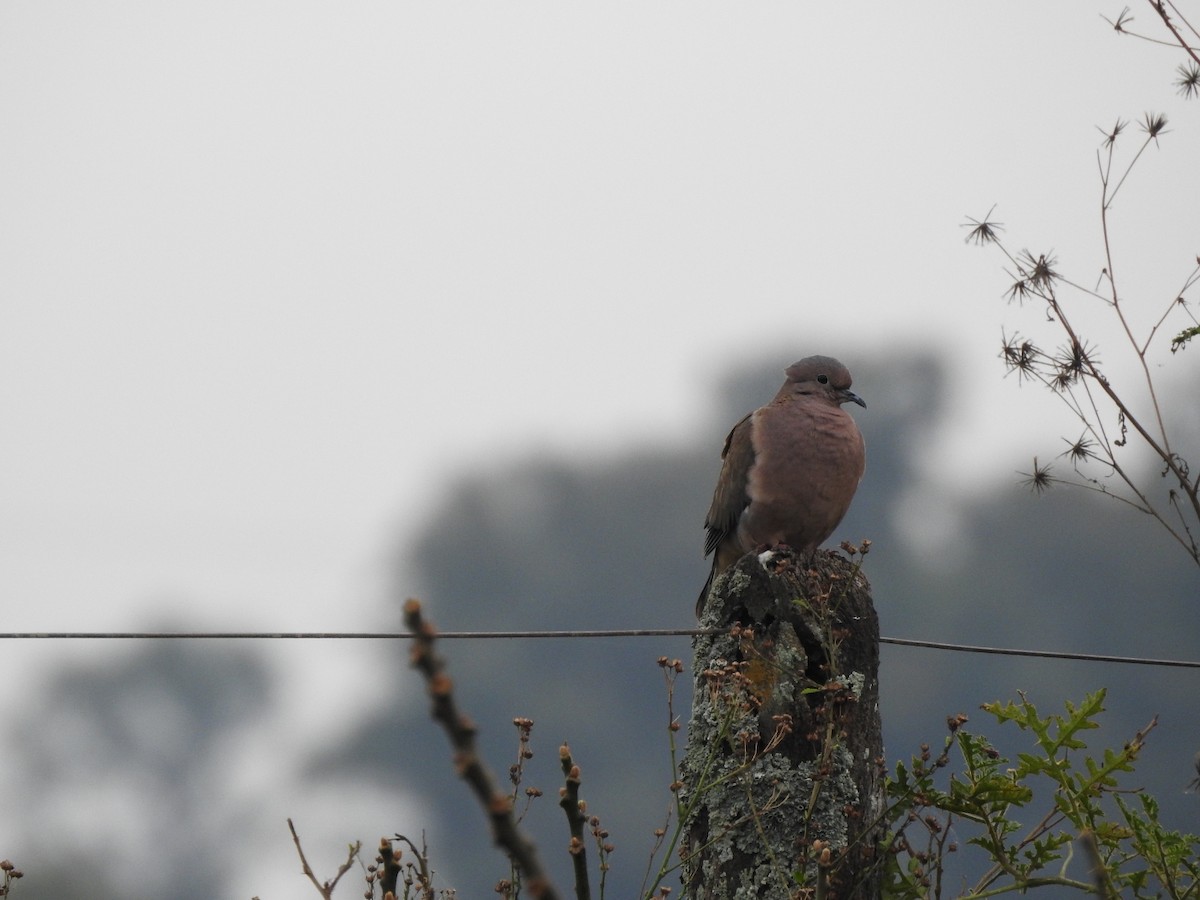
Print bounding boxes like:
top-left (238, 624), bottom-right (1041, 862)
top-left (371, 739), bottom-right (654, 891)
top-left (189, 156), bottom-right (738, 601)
top-left (5, 2), bottom-right (1194, 636)
top-left (3, 0), bottom-right (1197, 659)
top-left (2, 4), bottom-right (1197, 889)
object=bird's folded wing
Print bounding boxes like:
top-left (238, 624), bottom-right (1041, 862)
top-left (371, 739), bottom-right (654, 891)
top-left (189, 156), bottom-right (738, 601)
top-left (703, 412), bottom-right (754, 558)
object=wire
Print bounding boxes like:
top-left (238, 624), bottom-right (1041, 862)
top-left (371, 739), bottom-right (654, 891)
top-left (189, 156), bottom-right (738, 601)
top-left (0, 629), bottom-right (716, 640)
top-left (0, 630), bottom-right (1197, 669)
top-left (878, 636), bottom-right (1200, 669)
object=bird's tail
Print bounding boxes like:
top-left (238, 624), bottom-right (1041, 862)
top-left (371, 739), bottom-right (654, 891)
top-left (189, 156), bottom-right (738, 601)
top-left (696, 565), bottom-right (716, 618)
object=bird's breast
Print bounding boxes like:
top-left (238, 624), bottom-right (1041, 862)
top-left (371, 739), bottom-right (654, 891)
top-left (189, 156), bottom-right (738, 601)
top-left (739, 403), bottom-right (865, 552)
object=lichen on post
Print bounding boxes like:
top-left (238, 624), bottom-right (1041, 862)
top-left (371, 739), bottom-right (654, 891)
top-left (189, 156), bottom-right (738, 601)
top-left (682, 546), bottom-right (884, 899)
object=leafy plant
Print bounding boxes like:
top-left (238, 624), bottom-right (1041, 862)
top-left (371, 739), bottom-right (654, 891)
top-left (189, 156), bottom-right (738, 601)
top-left (884, 690), bottom-right (1200, 898)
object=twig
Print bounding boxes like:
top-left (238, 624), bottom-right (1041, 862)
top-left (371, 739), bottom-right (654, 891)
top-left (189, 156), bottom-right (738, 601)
top-left (403, 598), bottom-right (561, 900)
top-left (558, 744), bottom-right (591, 900)
top-left (287, 818), bottom-right (361, 900)
top-left (388, 833), bottom-right (435, 899)
top-left (981, 159), bottom-right (1200, 566)
top-left (1146, 0), bottom-right (1200, 65)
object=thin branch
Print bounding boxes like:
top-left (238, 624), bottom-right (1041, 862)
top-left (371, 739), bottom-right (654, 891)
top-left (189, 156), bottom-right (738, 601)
top-left (1164, 0), bottom-right (1200, 43)
top-left (1147, 0), bottom-right (1200, 64)
top-left (403, 598), bottom-right (562, 900)
top-left (1102, 7), bottom-right (1190, 46)
top-left (1096, 188), bottom-right (1176, 466)
top-left (287, 819), bottom-right (361, 900)
top-left (1104, 134), bottom-right (1157, 208)
top-left (1037, 264), bottom-right (1199, 530)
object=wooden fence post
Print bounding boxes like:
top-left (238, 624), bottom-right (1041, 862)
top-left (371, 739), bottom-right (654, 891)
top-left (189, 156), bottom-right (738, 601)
top-left (682, 548), bottom-right (884, 899)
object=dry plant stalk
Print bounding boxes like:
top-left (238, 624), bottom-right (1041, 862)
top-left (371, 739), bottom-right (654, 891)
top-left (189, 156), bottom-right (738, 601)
top-left (286, 819), bottom-right (361, 900)
top-left (965, 109), bottom-right (1200, 567)
top-left (403, 598), bottom-right (562, 900)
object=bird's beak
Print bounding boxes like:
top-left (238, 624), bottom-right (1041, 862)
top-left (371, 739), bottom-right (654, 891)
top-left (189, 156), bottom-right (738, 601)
top-left (839, 389), bottom-right (866, 409)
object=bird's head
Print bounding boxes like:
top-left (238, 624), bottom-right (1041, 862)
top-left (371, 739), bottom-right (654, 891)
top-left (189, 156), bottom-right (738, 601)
top-left (782, 356), bottom-right (866, 408)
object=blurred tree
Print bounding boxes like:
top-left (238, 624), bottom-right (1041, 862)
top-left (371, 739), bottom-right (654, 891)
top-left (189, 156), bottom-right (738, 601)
top-left (2, 641), bottom-right (271, 900)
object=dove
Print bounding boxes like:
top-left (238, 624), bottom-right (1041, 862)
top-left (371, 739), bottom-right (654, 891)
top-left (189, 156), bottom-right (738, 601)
top-left (698, 356), bottom-right (866, 616)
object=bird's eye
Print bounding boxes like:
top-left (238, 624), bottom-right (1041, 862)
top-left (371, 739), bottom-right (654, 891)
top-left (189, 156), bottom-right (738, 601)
top-left (816, 374), bottom-right (829, 385)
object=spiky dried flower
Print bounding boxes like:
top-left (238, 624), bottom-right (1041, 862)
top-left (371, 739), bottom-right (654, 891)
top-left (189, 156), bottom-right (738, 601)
top-left (1139, 111), bottom-right (1168, 141)
top-left (1051, 338), bottom-right (1096, 389)
top-left (1098, 117), bottom-right (1127, 148)
top-left (1000, 333), bottom-right (1040, 382)
top-left (1103, 6), bottom-right (1134, 32)
top-left (1019, 250), bottom-right (1060, 289)
top-left (1176, 62), bottom-right (1200, 99)
top-left (1004, 275), bottom-right (1036, 305)
top-left (962, 207), bottom-right (1004, 246)
top-left (1051, 367), bottom-right (1076, 392)
top-left (1060, 433), bottom-right (1097, 465)
top-left (1020, 457), bottom-right (1054, 494)
top-left (1059, 338), bottom-right (1094, 372)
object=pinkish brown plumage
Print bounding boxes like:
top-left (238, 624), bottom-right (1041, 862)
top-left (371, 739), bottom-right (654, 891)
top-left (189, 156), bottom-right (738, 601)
top-left (698, 356), bottom-right (866, 616)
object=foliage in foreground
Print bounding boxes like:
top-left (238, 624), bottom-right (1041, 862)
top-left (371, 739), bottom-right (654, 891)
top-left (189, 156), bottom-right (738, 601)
top-left (885, 689), bottom-right (1199, 899)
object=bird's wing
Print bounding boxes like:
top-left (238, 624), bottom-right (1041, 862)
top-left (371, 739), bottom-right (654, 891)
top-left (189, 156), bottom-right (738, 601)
top-left (703, 412), bottom-right (754, 558)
